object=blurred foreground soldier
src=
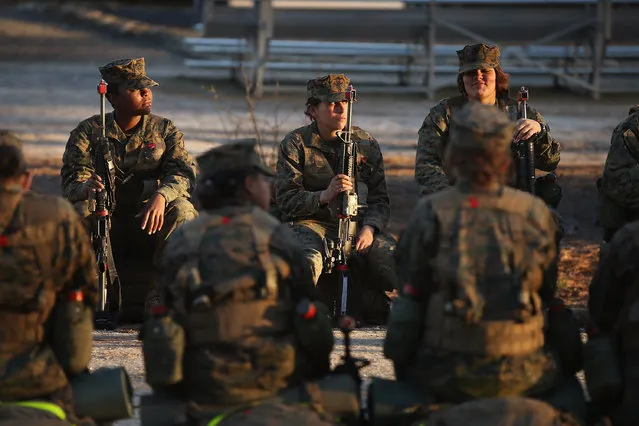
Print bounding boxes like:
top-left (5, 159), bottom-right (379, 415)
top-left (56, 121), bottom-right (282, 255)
top-left (587, 219), bottom-right (639, 426)
top-left (275, 73), bottom-right (397, 324)
top-left (597, 106), bottom-right (639, 242)
top-left (415, 43), bottom-right (562, 208)
top-left (411, 397), bottom-right (581, 426)
top-left (0, 131), bottom-right (97, 425)
top-left (384, 104), bottom-right (585, 423)
top-left (140, 140), bottom-right (357, 426)
top-left (61, 57), bottom-right (198, 310)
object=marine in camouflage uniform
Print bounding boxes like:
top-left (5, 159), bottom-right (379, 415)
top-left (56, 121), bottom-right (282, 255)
top-left (384, 104), bottom-right (585, 422)
top-left (275, 74), bottom-right (397, 323)
top-left (415, 44), bottom-right (562, 209)
top-left (588, 220), bottom-right (639, 426)
top-left (60, 58), bottom-right (198, 306)
top-left (597, 107), bottom-right (639, 242)
top-left (145, 140), bottom-right (342, 426)
top-left (412, 397), bottom-right (581, 426)
top-left (0, 131), bottom-right (98, 425)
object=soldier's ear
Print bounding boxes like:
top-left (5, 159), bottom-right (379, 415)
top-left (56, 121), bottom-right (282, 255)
top-left (20, 171), bottom-right (32, 190)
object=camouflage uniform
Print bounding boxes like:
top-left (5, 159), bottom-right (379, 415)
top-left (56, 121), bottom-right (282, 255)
top-left (415, 44), bottom-right (561, 207)
top-left (275, 74), bottom-right (397, 322)
top-left (61, 58), bottom-right (198, 269)
top-left (385, 104), bottom-right (584, 421)
top-left (597, 108), bottom-right (639, 242)
top-left (412, 397), bottom-right (581, 426)
top-left (0, 132), bottom-right (98, 425)
top-left (588, 220), bottom-right (639, 425)
top-left (148, 140), bottom-right (340, 425)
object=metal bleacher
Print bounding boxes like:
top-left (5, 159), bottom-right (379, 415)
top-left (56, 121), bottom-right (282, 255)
top-left (182, 0), bottom-right (639, 98)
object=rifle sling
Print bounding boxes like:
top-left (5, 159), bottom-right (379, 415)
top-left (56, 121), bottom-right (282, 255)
top-left (105, 231), bottom-right (121, 311)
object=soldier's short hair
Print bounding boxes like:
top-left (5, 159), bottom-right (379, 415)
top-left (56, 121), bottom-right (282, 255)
top-left (444, 103), bottom-right (514, 185)
top-left (195, 139), bottom-right (274, 209)
top-left (0, 131), bottom-right (27, 180)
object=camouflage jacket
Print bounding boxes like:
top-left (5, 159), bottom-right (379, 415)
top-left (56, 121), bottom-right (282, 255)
top-left (160, 203), bottom-right (324, 405)
top-left (0, 186), bottom-right (97, 400)
top-left (415, 96), bottom-right (561, 194)
top-left (275, 122), bottom-right (390, 232)
top-left (61, 113), bottom-right (196, 209)
top-left (599, 110), bottom-right (639, 210)
top-left (391, 182), bottom-right (559, 399)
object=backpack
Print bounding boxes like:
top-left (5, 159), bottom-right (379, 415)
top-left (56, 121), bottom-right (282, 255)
top-left (422, 188), bottom-right (548, 358)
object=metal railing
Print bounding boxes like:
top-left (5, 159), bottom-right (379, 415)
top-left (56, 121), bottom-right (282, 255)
top-left (191, 0), bottom-right (639, 98)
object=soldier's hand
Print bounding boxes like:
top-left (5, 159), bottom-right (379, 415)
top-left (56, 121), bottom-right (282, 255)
top-left (355, 225), bottom-right (375, 253)
top-left (82, 173), bottom-right (105, 197)
top-left (137, 193), bottom-right (166, 235)
top-left (319, 174), bottom-right (353, 204)
top-left (513, 118), bottom-right (542, 143)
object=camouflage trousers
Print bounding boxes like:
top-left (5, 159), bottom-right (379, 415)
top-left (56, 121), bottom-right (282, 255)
top-left (290, 220), bottom-right (397, 323)
top-left (74, 196), bottom-right (197, 268)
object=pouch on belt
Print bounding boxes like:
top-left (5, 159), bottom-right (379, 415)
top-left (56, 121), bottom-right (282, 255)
top-left (141, 313), bottom-right (185, 387)
top-left (383, 296), bottom-right (424, 364)
top-left (583, 334), bottom-right (622, 407)
top-left (546, 298), bottom-right (583, 376)
top-left (50, 293), bottom-right (94, 375)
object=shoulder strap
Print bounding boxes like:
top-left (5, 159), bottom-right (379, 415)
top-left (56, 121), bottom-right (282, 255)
top-left (174, 215), bottom-right (224, 294)
top-left (250, 208), bottom-right (280, 298)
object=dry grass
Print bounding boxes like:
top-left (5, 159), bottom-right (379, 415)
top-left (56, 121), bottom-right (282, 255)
top-left (557, 242), bottom-right (599, 317)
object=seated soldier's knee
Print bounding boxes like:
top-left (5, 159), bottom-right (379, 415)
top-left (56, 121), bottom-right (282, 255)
top-left (164, 198), bottom-right (198, 226)
top-left (72, 200), bottom-right (91, 220)
top-left (366, 232), bottom-right (398, 290)
top-left (305, 249), bottom-right (324, 285)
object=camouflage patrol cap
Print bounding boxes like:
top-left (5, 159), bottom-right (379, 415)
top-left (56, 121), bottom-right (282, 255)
top-left (0, 130), bottom-right (27, 179)
top-left (457, 43), bottom-right (501, 73)
top-left (307, 74), bottom-right (350, 102)
top-left (196, 139), bottom-right (275, 178)
top-left (450, 103), bottom-right (514, 152)
top-left (99, 58), bottom-right (159, 90)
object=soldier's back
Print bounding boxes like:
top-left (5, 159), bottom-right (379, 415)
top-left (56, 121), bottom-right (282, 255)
top-left (161, 204), bottom-right (300, 406)
top-left (0, 190), bottom-right (85, 297)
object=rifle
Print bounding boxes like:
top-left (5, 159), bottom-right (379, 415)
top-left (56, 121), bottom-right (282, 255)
top-left (92, 79), bottom-right (121, 329)
top-left (514, 86), bottom-right (536, 194)
top-left (324, 85), bottom-right (359, 320)
top-left (332, 315), bottom-right (370, 424)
